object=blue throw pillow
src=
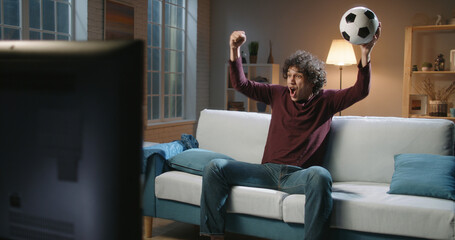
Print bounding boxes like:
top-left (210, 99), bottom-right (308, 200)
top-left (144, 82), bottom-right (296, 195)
top-left (167, 148), bottom-right (234, 175)
top-left (388, 153), bottom-right (455, 200)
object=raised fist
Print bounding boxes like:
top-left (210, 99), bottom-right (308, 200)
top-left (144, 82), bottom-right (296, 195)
top-left (230, 31), bottom-right (246, 49)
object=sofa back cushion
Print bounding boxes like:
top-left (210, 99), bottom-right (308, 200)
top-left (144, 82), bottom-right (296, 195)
top-left (196, 109), bottom-right (270, 164)
top-left (323, 116), bottom-right (454, 183)
top-left (196, 110), bottom-right (455, 184)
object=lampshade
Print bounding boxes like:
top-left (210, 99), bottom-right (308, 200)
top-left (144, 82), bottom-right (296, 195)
top-left (326, 39), bottom-right (357, 66)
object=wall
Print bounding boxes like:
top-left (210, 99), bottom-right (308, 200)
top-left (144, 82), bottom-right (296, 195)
top-left (209, 0), bottom-right (455, 117)
top-left (196, 0), bottom-right (211, 119)
top-left (143, 121), bottom-right (196, 143)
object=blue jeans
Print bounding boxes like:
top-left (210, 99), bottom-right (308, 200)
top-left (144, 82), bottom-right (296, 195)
top-left (200, 159), bottom-right (333, 240)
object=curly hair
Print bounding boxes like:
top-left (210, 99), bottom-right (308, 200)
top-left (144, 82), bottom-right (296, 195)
top-left (282, 50), bottom-right (327, 95)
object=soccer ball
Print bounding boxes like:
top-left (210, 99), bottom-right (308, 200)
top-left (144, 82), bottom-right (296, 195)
top-left (339, 7), bottom-right (379, 45)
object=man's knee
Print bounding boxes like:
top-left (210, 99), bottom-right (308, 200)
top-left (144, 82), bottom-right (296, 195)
top-left (306, 166), bottom-right (332, 189)
top-left (203, 158), bottom-right (232, 177)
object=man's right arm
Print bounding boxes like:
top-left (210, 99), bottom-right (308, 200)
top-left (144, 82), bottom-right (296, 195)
top-left (228, 31), bottom-right (273, 105)
top-left (229, 58), bottom-right (273, 105)
top-left (229, 30), bottom-right (250, 92)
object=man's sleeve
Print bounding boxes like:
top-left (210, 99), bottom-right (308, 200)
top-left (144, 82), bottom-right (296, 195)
top-left (229, 58), bottom-right (274, 105)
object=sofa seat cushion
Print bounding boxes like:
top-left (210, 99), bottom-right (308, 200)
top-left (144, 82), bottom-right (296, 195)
top-left (226, 186), bottom-right (288, 220)
top-left (156, 171), bottom-right (455, 239)
top-left (155, 171), bottom-right (288, 220)
top-left (155, 171), bottom-right (202, 206)
top-left (283, 182), bottom-right (455, 239)
top-left (333, 182), bottom-right (454, 240)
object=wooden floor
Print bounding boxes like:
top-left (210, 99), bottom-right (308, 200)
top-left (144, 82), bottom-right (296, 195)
top-left (145, 218), bottom-right (268, 240)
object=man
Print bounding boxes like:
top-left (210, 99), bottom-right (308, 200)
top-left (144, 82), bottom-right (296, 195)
top-left (200, 26), bottom-right (381, 240)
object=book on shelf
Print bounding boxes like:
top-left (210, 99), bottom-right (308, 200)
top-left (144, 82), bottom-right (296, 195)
top-left (228, 101), bottom-right (245, 111)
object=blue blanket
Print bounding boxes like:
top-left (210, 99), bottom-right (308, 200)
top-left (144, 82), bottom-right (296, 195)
top-left (142, 134), bottom-right (198, 173)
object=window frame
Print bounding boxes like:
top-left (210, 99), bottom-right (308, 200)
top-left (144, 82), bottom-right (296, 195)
top-left (147, 0), bottom-right (187, 124)
top-left (0, 0), bottom-right (23, 40)
top-left (0, 0), bottom-right (73, 40)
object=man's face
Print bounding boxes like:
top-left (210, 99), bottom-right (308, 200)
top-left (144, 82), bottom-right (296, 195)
top-left (287, 66), bottom-right (314, 102)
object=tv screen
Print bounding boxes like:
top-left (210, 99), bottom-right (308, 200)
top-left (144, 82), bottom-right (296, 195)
top-left (0, 40), bottom-right (144, 240)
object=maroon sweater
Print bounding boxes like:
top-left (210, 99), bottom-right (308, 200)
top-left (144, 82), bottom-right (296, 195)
top-left (229, 58), bottom-right (371, 168)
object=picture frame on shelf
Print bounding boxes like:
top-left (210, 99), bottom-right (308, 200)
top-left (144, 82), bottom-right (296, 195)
top-left (409, 94), bottom-right (428, 115)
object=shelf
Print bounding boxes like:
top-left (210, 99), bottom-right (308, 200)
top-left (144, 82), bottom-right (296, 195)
top-left (410, 24), bottom-right (455, 32)
top-left (410, 114), bottom-right (455, 122)
top-left (413, 71), bottom-right (455, 74)
top-left (402, 24), bottom-right (455, 118)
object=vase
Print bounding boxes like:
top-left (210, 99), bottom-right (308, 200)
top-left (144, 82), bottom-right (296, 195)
top-left (429, 100), bottom-right (448, 117)
top-left (249, 55), bottom-right (257, 64)
top-left (267, 40), bottom-right (274, 64)
top-left (434, 54), bottom-right (445, 71)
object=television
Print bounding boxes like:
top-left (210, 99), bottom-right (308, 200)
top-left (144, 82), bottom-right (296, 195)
top-left (0, 40), bottom-right (144, 240)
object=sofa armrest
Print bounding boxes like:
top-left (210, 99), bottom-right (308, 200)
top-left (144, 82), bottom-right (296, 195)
top-left (142, 141), bottom-right (186, 216)
top-left (143, 153), bottom-right (167, 216)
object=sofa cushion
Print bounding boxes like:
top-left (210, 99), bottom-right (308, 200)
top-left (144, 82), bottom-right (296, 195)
top-left (389, 153), bottom-right (455, 200)
top-left (156, 171), bottom-right (455, 239)
top-left (226, 186), bottom-right (288, 220)
top-left (196, 109), bottom-right (270, 164)
top-left (282, 182), bottom-right (455, 240)
top-left (168, 148), bottom-right (234, 175)
top-left (282, 194), bottom-right (306, 223)
top-left (155, 171), bottom-right (202, 206)
top-left (155, 171), bottom-right (287, 220)
top-left (323, 116), bottom-right (454, 183)
top-left (196, 111), bottom-right (455, 183)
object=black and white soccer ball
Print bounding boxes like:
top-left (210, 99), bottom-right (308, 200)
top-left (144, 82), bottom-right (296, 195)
top-left (339, 7), bottom-right (379, 45)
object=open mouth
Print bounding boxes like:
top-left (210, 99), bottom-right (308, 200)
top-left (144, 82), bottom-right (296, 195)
top-left (289, 87), bottom-right (296, 98)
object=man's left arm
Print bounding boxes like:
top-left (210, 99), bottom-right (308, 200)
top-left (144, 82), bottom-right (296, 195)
top-left (360, 22), bottom-right (381, 67)
top-left (329, 23), bottom-right (381, 113)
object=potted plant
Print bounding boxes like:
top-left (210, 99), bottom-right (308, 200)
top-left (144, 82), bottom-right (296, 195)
top-left (421, 62), bottom-right (433, 71)
top-left (248, 41), bottom-right (259, 64)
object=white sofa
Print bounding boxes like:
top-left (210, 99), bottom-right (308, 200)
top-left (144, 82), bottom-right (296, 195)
top-left (143, 109), bottom-right (455, 240)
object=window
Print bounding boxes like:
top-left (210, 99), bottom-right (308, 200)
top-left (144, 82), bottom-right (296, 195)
top-left (0, 0), bottom-right (72, 40)
top-left (28, 0), bottom-right (72, 40)
top-left (0, 0), bottom-right (21, 39)
top-left (147, 0), bottom-right (186, 122)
